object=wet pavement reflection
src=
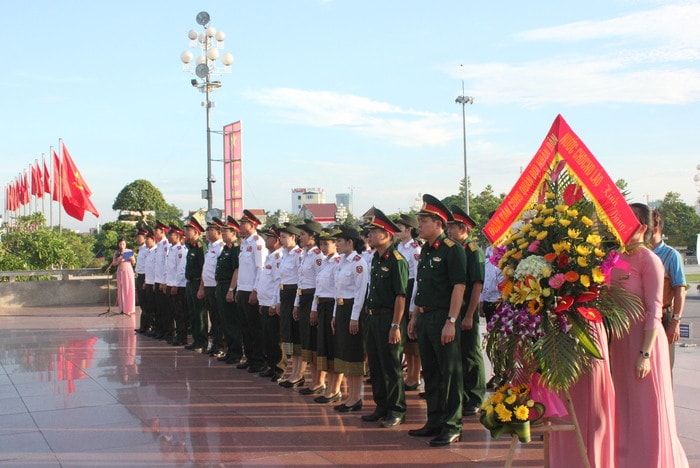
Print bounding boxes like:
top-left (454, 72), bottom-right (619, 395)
top-left (6, 305), bottom-right (676, 466)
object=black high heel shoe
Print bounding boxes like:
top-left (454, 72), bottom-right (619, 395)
top-left (279, 377), bottom-right (305, 388)
top-left (334, 400), bottom-right (363, 413)
top-left (314, 392), bottom-right (342, 404)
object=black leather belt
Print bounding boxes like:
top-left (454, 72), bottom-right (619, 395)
top-left (336, 298), bottom-right (354, 306)
top-left (281, 283), bottom-right (297, 290)
top-left (365, 307), bottom-right (393, 316)
top-left (316, 297), bottom-right (334, 304)
top-left (417, 306), bottom-right (439, 313)
top-left (298, 288), bottom-right (315, 295)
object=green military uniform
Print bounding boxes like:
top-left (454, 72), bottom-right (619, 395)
top-left (460, 238), bottom-right (486, 412)
top-left (365, 243), bottom-right (409, 421)
top-left (414, 232), bottom-right (466, 434)
top-left (185, 238), bottom-right (207, 349)
top-left (215, 242), bottom-right (243, 361)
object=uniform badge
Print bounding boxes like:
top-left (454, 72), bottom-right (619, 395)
top-left (316, 258), bottom-right (322, 266)
top-left (433, 257), bottom-right (442, 262)
top-left (356, 265), bottom-right (363, 273)
top-left (414, 253), bottom-right (420, 260)
top-left (257, 245), bottom-right (262, 250)
top-left (247, 246), bottom-right (253, 252)
top-left (265, 265), bottom-right (272, 270)
top-left (381, 266), bottom-right (389, 272)
top-left (178, 253), bottom-right (182, 258)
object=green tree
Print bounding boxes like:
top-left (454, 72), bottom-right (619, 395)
top-left (94, 221), bottom-right (138, 260)
top-left (155, 203), bottom-right (184, 226)
top-left (1, 228), bottom-right (80, 269)
top-left (615, 179), bottom-right (630, 200)
top-left (657, 192), bottom-right (700, 249)
top-left (112, 180), bottom-right (168, 223)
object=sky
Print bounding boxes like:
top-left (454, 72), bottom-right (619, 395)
top-left (1, 0), bottom-right (699, 231)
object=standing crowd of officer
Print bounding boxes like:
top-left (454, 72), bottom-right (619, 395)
top-left (129, 193), bottom-right (486, 447)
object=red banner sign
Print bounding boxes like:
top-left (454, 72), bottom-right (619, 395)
top-left (223, 121), bottom-right (243, 220)
top-left (484, 115), bottom-right (638, 246)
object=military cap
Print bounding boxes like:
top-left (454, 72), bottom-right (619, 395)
top-left (298, 220), bottom-right (323, 235)
top-left (136, 229), bottom-right (148, 237)
top-left (222, 216), bottom-right (241, 231)
top-left (262, 224), bottom-right (281, 238)
top-left (319, 227), bottom-right (341, 240)
top-left (417, 194), bottom-right (453, 223)
top-left (145, 231), bottom-right (155, 239)
top-left (368, 208), bottom-right (400, 236)
top-left (336, 226), bottom-right (361, 241)
top-left (155, 220), bottom-right (170, 232)
top-left (448, 205), bottom-right (476, 229)
top-left (279, 222), bottom-right (302, 236)
top-left (396, 213), bottom-right (418, 229)
top-left (208, 217), bottom-right (224, 230)
top-left (168, 224), bottom-right (184, 237)
top-left (239, 209), bottom-right (262, 227)
top-left (184, 217), bottom-right (204, 234)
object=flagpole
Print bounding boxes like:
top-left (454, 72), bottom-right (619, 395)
top-left (41, 154), bottom-right (46, 225)
top-left (58, 139), bottom-right (63, 233)
top-left (49, 146), bottom-right (54, 228)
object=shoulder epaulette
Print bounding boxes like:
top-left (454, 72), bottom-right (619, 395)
top-left (313, 247), bottom-right (321, 254)
top-left (393, 250), bottom-right (403, 261)
top-left (353, 255), bottom-right (362, 262)
top-left (444, 238), bottom-right (455, 247)
top-left (468, 242), bottom-right (478, 252)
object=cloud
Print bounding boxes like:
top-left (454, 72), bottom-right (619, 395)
top-left (515, 3), bottom-right (700, 47)
top-left (451, 3), bottom-right (700, 106)
top-left (244, 88), bottom-right (473, 147)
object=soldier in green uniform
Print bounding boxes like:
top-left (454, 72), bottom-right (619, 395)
top-left (361, 209), bottom-right (409, 428)
top-left (183, 217), bottom-right (208, 352)
top-left (407, 194), bottom-right (466, 447)
top-left (447, 205), bottom-right (486, 416)
top-left (215, 216), bottom-right (243, 365)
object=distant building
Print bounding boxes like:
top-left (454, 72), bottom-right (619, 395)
top-left (336, 193), bottom-right (352, 214)
top-left (291, 187), bottom-right (325, 214)
top-left (299, 203), bottom-right (337, 227)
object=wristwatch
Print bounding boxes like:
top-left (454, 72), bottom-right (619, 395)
top-left (672, 314), bottom-right (682, 321)
top-left (446, 316), bottom-right (457, 324)
top-left (228, 288), bottom-right (234, 292)
top-left (640, 351), bottom-right (651, 359)
top-left (391, 322), bottom-right (400, 330)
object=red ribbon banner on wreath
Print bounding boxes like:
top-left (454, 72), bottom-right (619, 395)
top-left (483, 115), bottom-right (639, 246)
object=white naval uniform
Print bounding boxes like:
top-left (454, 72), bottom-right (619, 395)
top-left (333, 252), bottom-right (369, 321)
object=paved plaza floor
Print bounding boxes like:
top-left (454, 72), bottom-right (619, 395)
top-left (1, 299), bottom-right (699, 467)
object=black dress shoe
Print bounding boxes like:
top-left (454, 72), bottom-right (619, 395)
top-left (259, 368), bottom-right (274, 378)
top-left (381, 416), bottom-right (405, 428)
top-left (335, 400), bottom-right (362, 413)
top-left (314, 392), bottom-right (342, 404)
top-left (217, 354), bottom-right (230, 362)
top-left (408, 425), bottom-right (442, 437)
top-left (248, 365), bottom-right (266, 373)
top-left (184, 343), bottom-right (197, 350)
top-left (404, 382), bottom-right (420, 391)
top-left (279, 377), bottom-right (305, 388)
top-left (299, 385), bottom-right (325, 395)
top-left (236, 361), bottom-right (250, 370)
top-left (361, 409), bottom-right (386, 422)
top-left (271, 371), bottom-right (284, 382)
top-left (211, 350), bottom-right (226, 358)
top-left (429, 431), bottom-right (462, 447)
top-left (418, 392), bottom-right (426, 399)
top-left (134, 328), bottom-right (144, 333)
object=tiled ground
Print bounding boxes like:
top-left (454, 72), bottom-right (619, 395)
top-left (0, 303), bottom-right (698, 467)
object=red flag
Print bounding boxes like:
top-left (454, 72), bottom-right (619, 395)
top-left (43, 160), bottom-right (51, 195)
top-left (30, 165), bottom-right (38, 196)
top-left (52, 150), bottom-right (61, 202)
top-left (36, 162), bottom-right (45, 198)
top-left (60, 143), bottom-right (99, 221)
top-left (21, 172), bottom-right (30, 205)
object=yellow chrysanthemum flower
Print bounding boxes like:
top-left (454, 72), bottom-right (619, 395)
top-left (559, 219), bottom-right (572, 227)
top-left (514, 405), bottom-right (530, 421)
top-left (576, 245), bottom-right (591, 256)
top-left (536, 231), bottom-right (548, 240)
top-left (541, 208), bottom-right (554, 215)
top-left (520, 224), bottom-right (532, 233)
top-left (592, 267), bottom-right (605, 283)
top-left (518, 241), bottom-right (529, 250)
top-left (568, 228), bottom-right (581, 239)
top-left (495, 403), bottom-right (513, 422)
top-left (580, 274), bottom-right (590, 287)
top-left (566, 209), bottom-right (579, 218)
top-left (586, 234), bottom-right (602, 246)
top-left (491, 392), bottom-right (504, 404)
top-left (577, 256), bottom-right (589, 267)
top-left (552, 241), bottom-right (571, 254)
top-left (505, 394), bottom-right (517, 405)
top-left (581, 216), bottom-right (594, 227)
top-left (529, 230), bottom-right (539, 238)
top-left (532, 217), bottom-right (544, 225)
top-left (483, 405), bottom-right (494, 415)
top-left (594, 247), bottom-right (606, 258)
top-left (546, 192), bottom-right (556, 200)
top-left (543, 216), bottom-right (556, 227)
top-left (554, 204), bottom-right (568, 212)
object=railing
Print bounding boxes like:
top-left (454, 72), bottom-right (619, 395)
top-left (0, 268), bottom-right (105, 282)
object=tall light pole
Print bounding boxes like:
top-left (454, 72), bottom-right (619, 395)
top-left (181, 11), bottom-right (233, 211)
top-left (455, 74), bottom-right (474, 214)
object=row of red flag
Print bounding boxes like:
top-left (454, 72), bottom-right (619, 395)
top-left (4, 142), bottom-right (100, 221)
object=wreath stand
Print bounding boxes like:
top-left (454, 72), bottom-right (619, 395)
top-left (505, 389), bottom-right (590, 468)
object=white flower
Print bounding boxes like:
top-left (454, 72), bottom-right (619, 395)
top-left (513, 255), bottom-right (549, 280)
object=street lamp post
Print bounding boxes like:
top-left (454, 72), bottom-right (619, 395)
top-left (181, 11), bottom-right (233, 211)
top-left (455, 80), bottom-right (474, 214)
